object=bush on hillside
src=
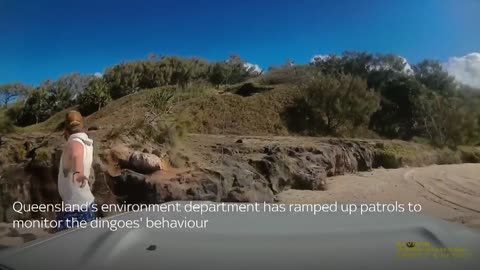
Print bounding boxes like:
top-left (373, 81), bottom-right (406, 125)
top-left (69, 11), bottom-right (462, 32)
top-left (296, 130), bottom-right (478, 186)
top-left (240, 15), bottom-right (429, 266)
top-left (257, 65), bottom-right (319, 85)
top-left (8, 83), bottom-right (76, 127)
top-left (295, 74), bottom-right (380, 135)
top-left (15, 88), bottom-right (51, 126)
top-left (145, 87), bottom-right (176, 117)
top-left (413, 90), bottom-right (479, 147)
top-left (3, 51), bottom-right (479, 149)
top-left (104, 57), bottom-right (211, 99)
top-left (208, 59), bottom-right (250, 87)
top-left (0, 111), bottom-right (15, 134)
top-left (369, 76), bottom-right (424, 139)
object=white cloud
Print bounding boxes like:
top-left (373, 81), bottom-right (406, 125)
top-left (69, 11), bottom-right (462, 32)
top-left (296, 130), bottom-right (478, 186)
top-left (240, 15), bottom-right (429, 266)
top-left (94, 72), bottom-right (103, 78)
top-left (400, 57), bottom-right (414, 75)
top-left (310, 54), bottom-right (330, 63)
top-left (367, 55), bottom-right (413, 75)
top-left (243, 62), bottom-right (262, 75)
top-left (444, 53), bottom-right (480, 88)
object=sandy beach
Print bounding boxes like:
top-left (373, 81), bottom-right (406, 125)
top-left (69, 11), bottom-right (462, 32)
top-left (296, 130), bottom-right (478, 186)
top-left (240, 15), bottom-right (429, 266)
top-left (279, 163), bottom-right (480, 226)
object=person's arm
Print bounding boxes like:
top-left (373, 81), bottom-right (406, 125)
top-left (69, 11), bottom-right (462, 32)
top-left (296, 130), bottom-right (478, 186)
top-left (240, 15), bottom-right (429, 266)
top-left (70, 140), bottom-right (88, 188)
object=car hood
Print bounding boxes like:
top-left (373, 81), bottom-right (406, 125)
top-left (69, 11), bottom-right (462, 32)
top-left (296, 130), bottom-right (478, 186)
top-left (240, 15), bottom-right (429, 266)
top-left (1, 202), bottom-right (479, 270)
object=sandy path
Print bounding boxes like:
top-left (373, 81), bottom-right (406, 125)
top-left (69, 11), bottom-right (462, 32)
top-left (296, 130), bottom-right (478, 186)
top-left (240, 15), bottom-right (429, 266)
top-left (278, 163), bottom-right (480, 226)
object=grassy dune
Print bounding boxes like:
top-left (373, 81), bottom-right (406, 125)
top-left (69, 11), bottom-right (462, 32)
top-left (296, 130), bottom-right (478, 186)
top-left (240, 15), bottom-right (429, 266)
top-left (6, 83), bottom-right (479, 168)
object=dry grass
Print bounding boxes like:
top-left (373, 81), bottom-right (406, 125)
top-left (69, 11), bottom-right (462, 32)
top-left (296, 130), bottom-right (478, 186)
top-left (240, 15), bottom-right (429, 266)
top-left (4, 143), bottom-right (26, 163)
top-left (18, 106), bottom-right (78, 133)
top-left (8, 83), bottom-right (480, 169)
top-left (8, 84), bottom-right (306, 137)
top-left (373, 140), bottom-right (480, 168)
top-left (175, 85), bottom-right (298, 135)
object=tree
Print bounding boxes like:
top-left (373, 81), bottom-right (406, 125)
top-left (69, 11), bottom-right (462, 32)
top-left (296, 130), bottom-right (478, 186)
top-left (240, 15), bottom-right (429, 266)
top-left (259, 64), bottom-right (319, 85)
top-left (341, 51), bottom-right (373, 78)
top-left (208, 63), bottom-right (229, 87)
top-left (311, 54), bottom-right (344, 75)
top-left (38, 73), bottom-right (94, 106)
top-left (369, 54), bottom-right (409, 74)
top-left (301, 74), bottom-right (380, 134)
top-left (413, 89), bottom-right (479, 147)
top-left (78, 78), bottom-right (112, 115)
top-left (0, 108), bottom-right (15, 134)
top-left (369, 76), bottom-right (424, 139)
top-left (413, 60), bottom-right (456, 94)
top-left (165, 56), bottom-right (195, 88)
top-left (104, 57), bottom-right (211, 99)
top-left (16, 88), bottom-right (51, 126)
top-left (52, 73), bottom-right (94, 96)
top-left (207, 55), bottom-right (251, 87)
top-left (0, 82), bottom-right (32, 107)
top-left (47, 86), bottom-right (72, 112)
top-left (311, 51), bottom-right (374, 78)
top-left (104, 62), bottom-right (141, 99)
top-left (12, 83), bottom-right (74, 126)
top-left (313, 52), bottom-right (412, 82)
top-left (3, 101), bottom-right (23, 128)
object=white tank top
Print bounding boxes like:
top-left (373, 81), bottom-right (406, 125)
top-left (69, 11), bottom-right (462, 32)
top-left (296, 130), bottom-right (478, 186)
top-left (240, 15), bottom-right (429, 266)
top-left (57, 133), bottom-right (95, 207)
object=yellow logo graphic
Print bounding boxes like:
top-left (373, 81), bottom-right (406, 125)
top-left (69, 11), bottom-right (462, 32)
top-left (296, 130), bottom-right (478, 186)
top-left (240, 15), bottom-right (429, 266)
top-left (406, 242), bottom-right (416, 248)
top-left (396, 241), bottom-right (472, 258)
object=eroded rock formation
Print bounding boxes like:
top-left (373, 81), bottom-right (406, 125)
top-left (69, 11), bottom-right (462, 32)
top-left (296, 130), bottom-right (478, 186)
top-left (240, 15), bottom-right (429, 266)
top-left (0, 134), bottom-right (377, 222)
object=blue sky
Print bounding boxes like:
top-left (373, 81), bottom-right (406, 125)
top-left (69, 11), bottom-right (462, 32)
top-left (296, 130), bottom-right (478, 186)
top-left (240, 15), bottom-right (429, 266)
top-left (0, 0), bottom-right (479, 85)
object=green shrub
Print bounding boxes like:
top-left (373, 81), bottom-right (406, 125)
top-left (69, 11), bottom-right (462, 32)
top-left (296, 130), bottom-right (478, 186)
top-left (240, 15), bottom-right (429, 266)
top-left (104, 57), bottom-right (211, 99)
top-left (153, 120), bottom-right (188, 147)
top-left (3, 102), bottom-right (23, 127)
top-left (7, 143), bottom-right (26, 163)
top-left (458, 146), bottom-right (480, 163)
top-left (293, 74), bottom-right (380, 135)
top-left (138, 117), bottom-right (188, 148)
top-left (373, 149), bottom-right (403, 168)
top-left (257, 65), bottom-right (319, 85)
top-left (413, 90), bottom-right (479, 147)
top-left (35, 148), bottom-right (51, 163)
top-left (174, 82), bottom-right (215, 102)
top-left (436, 148), bottom-right (462, 165)
top-left (0, 110), bottom-right (15, 134)
top-left (208, 57), bottom-right (250, 87)
top-left (78, 78), bottom-right (112, 115)
top-left (146, 87), bottom-right (176, 114)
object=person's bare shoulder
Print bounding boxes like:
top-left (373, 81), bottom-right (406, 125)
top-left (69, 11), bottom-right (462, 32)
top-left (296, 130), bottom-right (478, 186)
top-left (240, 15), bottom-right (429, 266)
top-left (68, 140), bottom-right (84, 157)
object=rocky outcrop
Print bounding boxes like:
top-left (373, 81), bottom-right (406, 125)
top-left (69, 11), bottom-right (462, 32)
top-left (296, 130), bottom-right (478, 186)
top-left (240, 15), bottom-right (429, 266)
top-left (113, 158), bottom-right (276, 204)
top-left (248, 140), bottom-right (374, 193)
top-left (113, 169), bottom-right (156, 204)
top-left (108, 139), bottom-right (376, 205)
top-left (128, 152), bottom-right (162, 174)
top-left (0, 134), bottom-right (378, 222)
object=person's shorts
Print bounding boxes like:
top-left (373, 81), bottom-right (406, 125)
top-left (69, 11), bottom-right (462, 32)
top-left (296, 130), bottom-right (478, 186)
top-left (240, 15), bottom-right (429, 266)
top-left (56, 203), bottom-right (96, 232)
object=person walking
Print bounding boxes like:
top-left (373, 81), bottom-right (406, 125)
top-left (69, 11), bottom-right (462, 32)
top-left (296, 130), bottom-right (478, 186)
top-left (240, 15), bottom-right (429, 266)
top-left (56, 110), bottom-right (96, 231)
